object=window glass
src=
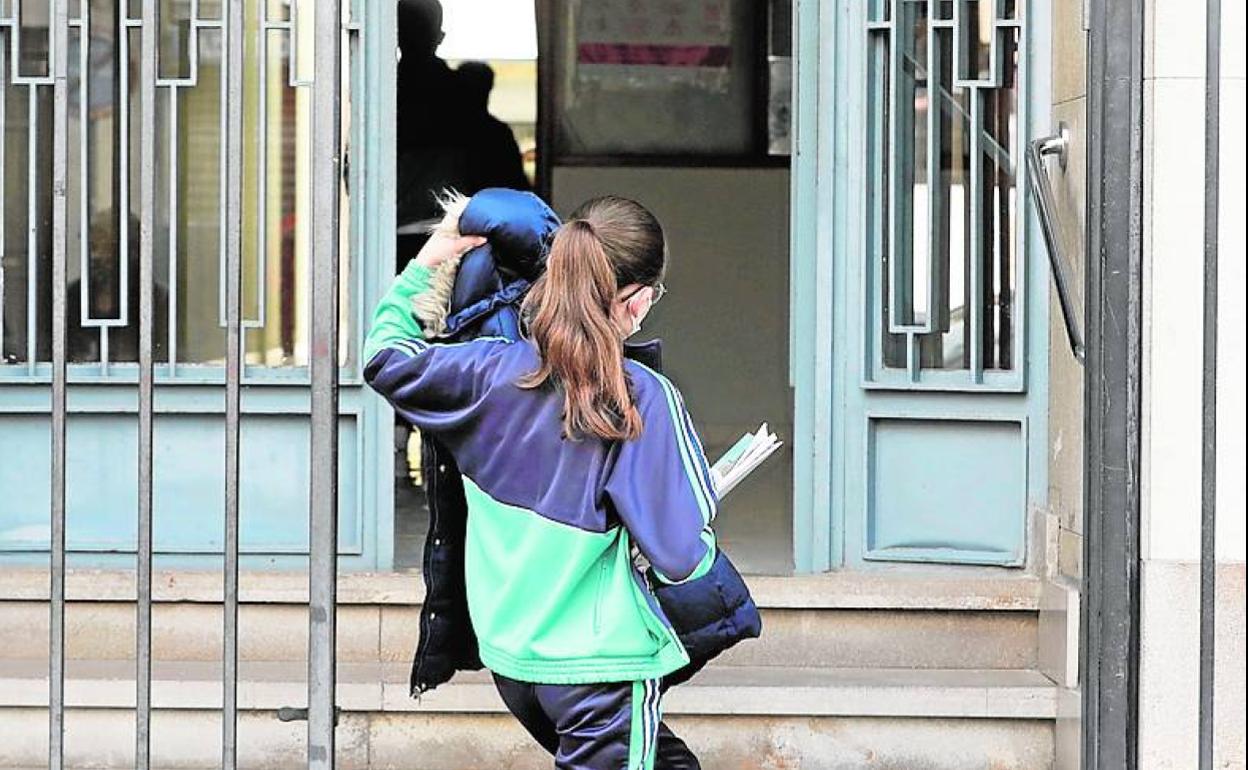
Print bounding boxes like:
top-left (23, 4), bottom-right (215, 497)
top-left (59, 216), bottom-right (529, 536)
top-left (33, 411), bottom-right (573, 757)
top-left (1, 0), bottom-right (350, 372)
top-left (870, 0), bottom-right (1021, 376)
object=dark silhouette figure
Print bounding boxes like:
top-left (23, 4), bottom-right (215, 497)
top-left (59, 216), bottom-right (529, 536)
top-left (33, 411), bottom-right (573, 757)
top-left (457, 61), bottom-right (531, 194)
top-left (65, 215), bottom-right (169, 364)
top-left (394, 0), bottom-right (530, 269)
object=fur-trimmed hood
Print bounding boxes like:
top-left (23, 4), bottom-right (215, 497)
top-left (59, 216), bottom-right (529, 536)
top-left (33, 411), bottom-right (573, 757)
top-left (413, 188), bottom-right (561, 340)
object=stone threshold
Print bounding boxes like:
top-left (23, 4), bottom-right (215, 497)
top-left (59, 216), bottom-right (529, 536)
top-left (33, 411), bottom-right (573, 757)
top-left (0, 568), bottom-right (1042, 610)
top-left (0, 659), bottom-right (1059, 719)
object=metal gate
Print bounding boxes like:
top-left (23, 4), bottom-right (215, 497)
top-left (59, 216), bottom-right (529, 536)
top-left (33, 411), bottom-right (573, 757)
top-left (2, 0), bottom-right (350, 766)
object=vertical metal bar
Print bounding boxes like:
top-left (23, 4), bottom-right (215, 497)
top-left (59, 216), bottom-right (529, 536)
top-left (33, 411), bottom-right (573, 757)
top-left (998, 6), bottom-right (1011, 374)
top-left (167, 87), bottom-right (177, 374)
top-left (1, 31), bottom-right (7, 350)
top-left (99, 306), bottom-right (109, 370)
top-left (75, 0), bottom-right (88, 336)
top-left (921, 12), bottom-right (953, 368)
top-left (187, 0), bottom-right (201, 83)
top-left (76, 1), bottom-right (91, 355)
top-left (26, 85), bottom-right (37, 373)
top-left (889, 1), bottom-right (914, 367)
top-left (905, 331), bottom-right (918, 380)
top-left (109, 3), bottom-right (133, 375)
top-left (101, 1), bottom-right (111, 370)
top-left (906, 0), bottom-right (925, 336)
top-left (219, 1), bottom-right (266, 332)
top-left (217, 1), bottom-right (227, 332)
top-left (887, 0), bottom-right (912, 331)
top-left (1199, 0), bottom-right (1220, 765)
top-left (980, 88), bottom-right (997, 371)
top-left (222, 0), bottom-right (244, 767)
top-left (995, 74), bottom-right (1012, 369)
top-left (346, 2), bottom-right (364, 377)
top-left (287, 0), bottom-right (314, 88)
top-left (1081, 0), bottom-right (1145, 766)
top-left (49, 0), bottom-right (69, 767)
top-left (968, 89), bottom-right (983, 379)
top-left (308, 0), bottom-right (342, 765)
top-left (119, 2), bottom-right (133, 329)
top-left (288, 0), bottom-right (300, 84)
top-left (255, 12), bottom-right (267, 329)
top-left (924, 0), bottom-right (941, 331)
top-left (136, 1), bottom-right (158, 768)
top-left (866, 22), bottom-right (891, 372)
top-left (533, 0), bottom-right (555, 200)
top-left (1013, 8), bottom-right (1028, 376)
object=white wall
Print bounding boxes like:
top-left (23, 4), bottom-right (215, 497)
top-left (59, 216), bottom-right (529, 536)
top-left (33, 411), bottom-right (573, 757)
top-left (1138, 1), bottom-right (1246, 766)
top-left (1215, 1), bottom-right (1247, 567)
top-left (552, 166), bottom-right (794, 574)
top-left (1213, 4), bottom-right (1247, 768)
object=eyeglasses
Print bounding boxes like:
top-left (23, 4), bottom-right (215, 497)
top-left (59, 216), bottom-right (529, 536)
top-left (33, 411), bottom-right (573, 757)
top-left (620, 282), bottom-right (667, 305)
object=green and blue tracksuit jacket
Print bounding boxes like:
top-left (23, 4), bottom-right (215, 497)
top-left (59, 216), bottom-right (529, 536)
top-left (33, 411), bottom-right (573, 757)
top-left (364, 262), bottom-right (719, 685)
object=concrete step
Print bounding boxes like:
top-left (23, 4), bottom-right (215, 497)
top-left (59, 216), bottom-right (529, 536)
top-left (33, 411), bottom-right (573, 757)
top-left (0, 569), bottom-right (1042, 670)
top-left (0, 659), bottom-right (1059, 717)
top-left (0, 659), bottom-right (1062, 770)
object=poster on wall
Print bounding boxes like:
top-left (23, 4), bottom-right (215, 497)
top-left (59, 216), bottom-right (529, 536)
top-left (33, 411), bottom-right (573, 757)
top-left (561, 0), bottom-right (753, 155)
top-left (577, 0), bottom-right (733, 77)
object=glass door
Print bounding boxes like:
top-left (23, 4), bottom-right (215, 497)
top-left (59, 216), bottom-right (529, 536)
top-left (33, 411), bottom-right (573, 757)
top-left (0, 0), bottom-right (393, 569)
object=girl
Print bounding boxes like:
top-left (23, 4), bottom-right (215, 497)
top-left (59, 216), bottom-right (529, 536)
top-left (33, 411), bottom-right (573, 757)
top-left (364, 196), bottom-right (715, 769)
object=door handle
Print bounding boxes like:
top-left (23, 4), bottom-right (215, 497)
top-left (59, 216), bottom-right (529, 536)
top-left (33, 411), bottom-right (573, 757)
top-left (1026, 125), bottom-right (1085, 364)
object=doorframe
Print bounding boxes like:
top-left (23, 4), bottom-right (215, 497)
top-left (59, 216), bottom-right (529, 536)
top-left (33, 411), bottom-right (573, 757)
top-left (1080, 0), bottom-right (1145, 765)
top-left (357, 0), bottom-right (398, 570)
top-left (789, 0), bottom-right (840, 573)
top-left (790, 0), bottom-right (1054, 574)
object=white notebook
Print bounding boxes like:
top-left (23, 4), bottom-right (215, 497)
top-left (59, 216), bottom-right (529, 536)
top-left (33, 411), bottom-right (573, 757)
top-left (709, 423), bottom-right (783, 499)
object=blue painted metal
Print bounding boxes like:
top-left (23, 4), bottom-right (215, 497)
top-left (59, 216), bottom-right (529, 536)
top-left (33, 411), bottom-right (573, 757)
top-left (0, 412), bottom-right (365, 554)
top-left (866, 0), bottom-right (1029, 392)
top-left (862, 413), bottom-right (1027, 566)
top-left (0, 0), bottom-right (397, 570)
top-left (817, 0), bottom-right (1050, 567)
top-left (789, 0), bottom-right (839, 572)
top-left (355, 0), bottom-right (398, 571)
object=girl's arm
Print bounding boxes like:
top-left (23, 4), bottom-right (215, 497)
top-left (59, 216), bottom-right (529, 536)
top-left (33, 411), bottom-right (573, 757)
top-left (362, 259), bottom-right (435, 364)
top-left (605, 369), bottom-right (718, 585)
top-left (363, 234), bottom-right (486, 433)
top-left (363, 233), bottom-right (485, 364)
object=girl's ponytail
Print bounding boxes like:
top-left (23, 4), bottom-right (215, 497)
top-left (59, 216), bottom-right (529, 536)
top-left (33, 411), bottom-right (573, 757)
top-left (519, 219), bottom-right (644, 441)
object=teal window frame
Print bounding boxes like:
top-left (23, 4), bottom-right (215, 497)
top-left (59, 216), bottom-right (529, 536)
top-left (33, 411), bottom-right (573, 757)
top-left (789, 0), bottom-right (1051, 572)
top-left (0, 0), bottom-right (398, 571)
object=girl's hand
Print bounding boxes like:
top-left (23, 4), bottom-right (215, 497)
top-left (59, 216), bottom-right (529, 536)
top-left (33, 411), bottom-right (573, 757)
top-left (414, 232), bottom-right (487, 269)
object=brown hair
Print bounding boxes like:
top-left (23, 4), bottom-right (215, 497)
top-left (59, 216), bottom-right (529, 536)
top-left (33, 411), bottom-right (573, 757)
top-left (519, 197), bottom-right (666, 441)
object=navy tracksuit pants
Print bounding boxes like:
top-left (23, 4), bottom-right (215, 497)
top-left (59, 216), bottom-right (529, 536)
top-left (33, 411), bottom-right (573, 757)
top-left (492, 673), bottom-right (701, 770)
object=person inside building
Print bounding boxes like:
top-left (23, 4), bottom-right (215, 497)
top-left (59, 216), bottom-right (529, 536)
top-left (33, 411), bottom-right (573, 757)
top-left (64, 214), bottom-right (169, 365)
top-left (364, 192), bottom-right (725, 769)
top-left (393, 0), bottom-right (536, 491)
top-left (456, 60), bottom-right (531, 194)
top-left (395, 0), bottom-right (529, 269)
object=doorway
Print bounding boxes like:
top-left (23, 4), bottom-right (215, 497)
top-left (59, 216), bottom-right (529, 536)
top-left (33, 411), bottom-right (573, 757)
top-left (390, 0), bottom-right (796, 574)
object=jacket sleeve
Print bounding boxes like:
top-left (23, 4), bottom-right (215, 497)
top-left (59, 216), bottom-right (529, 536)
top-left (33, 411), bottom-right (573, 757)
top-left (363, 259), bottom-right (434, 363)
top-left (362, 260), bottom-right (485, 436)
top-left (605, 371), bottom-right (718, 585)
